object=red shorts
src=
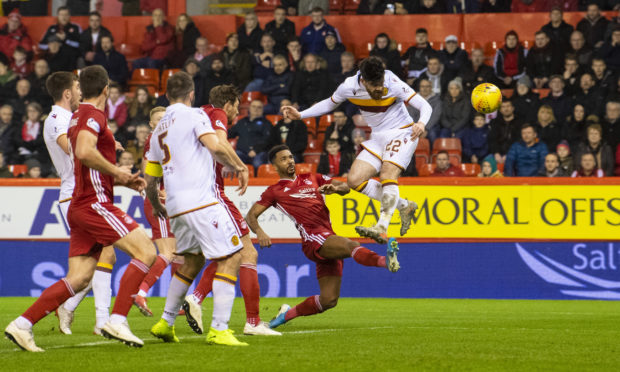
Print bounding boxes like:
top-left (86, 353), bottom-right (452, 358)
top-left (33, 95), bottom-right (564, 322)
top-left (218, 192), bottom-right (250, 237)
top-left (144, 197), bottom-right (175, 240)
top-left (67, 202), bottom-right (139, 259)
top-left (301, 230), bottom-right (343, 278)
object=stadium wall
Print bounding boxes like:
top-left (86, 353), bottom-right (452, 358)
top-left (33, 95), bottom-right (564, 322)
top-left (0, 179), bottom-right (619, 300)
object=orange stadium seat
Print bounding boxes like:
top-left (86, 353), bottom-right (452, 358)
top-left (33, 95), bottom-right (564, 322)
top-left (241, 91), bottom-right (267, 105)
top-left (254, 0), bottom-right (280, 14)
top-left (343, 0), bottom-right (361, 14)
top-left (483, 41), bottom-right (499, 61)
top-left (304, 154), bottom-right (321, 165)
top-left (461, 163), bottom-right (481, 177)
top-left (415, 154), bottom-right (428, 168)
top-left (266, 115), bottom-right (282, 125)
top-left (318, 114), bottom-right (333, 132)
top-left (160, 68), bottom-right (180, 92)
top-left (502, 89), bottom-right (514, 98)
top-left (417, 163), bottom-right (434, 177)
top-left (329, 0), bottom-right (344, 14)
top-left (316, 132), bottom-right (325, 150)
top-left (302, 118), bottom-right (317, 137)
top-left (415, 138), bottom-right (430, 162)
top-left (305, 138), bottom-right (321, 154)
top-left (128, 68), bottom-right (159, 89)
top-left (9, 164), bottom-right (27, 177)
top-left (295, 163), bottom-right (317, 174)
top-left (534, 88), bottom-right (550, 98)
top-left (432, 138), bottom-right (462, 156)
top-left (257, 164), bottom-right (279, 178)
top-left (116, 43), bottom-right (142, 61)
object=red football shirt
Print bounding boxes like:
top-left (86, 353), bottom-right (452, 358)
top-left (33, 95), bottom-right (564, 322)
top-left (256, 173), bottom-right (335, 241)
top-left (68, 103), bottom-right (116, 205)
top-left (201, 104), bottom-right (228, 193)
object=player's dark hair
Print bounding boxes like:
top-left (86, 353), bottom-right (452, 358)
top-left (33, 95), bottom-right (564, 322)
top-left (167, 71), bottom-right (194, 101)
top-left (209, 84), bottom-right (240, 109)
top-left (79, 65), bottom-right (109, 99)
top-left (46, 71), bottom-right (78, 103)
top-left (359, 56), bottom-right (384, 84)
top-left (101, 34), bottom-right (114, 43)
top-left (269, 144), bottom-right (290, 163)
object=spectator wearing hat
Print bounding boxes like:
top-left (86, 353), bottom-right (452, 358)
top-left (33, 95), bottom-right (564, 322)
top-left (556, 140), bottom-right (574, 174)
top-left (180, 59), bottom-right (206, 107)
top-left (221, 33), bottom-right (253, 91)
top-left (431, 151), bottom-right (465, 177)
top-left (261, 55), bottom-right (293, 115)
top-left (598, 27), bottom-right (620, 73)
top-left (134, 8), bottom-right (175, 70)
top-left (23, 158), bottom-right (42, 178)
top-left (541, 7), bottom-right (575, 51)
top-left (577, 3), bottom-right (609, 49)
top-left (0, 151), bottom-right (13, 178)
top-left (462, 113), bottom-right (489, 164)
top-left (93, 35), bottom-right (129, 86)
top-left (0, 10), bottom-right (33, 61)
top-left (320, 30), bottom-right (346, 76)
top-left (402, 28), bottom-right (438, 85)
top-left (494, 30), bottom-right (526, 88)
top-left (535, 105), bottom-right (563, 151)
top-left (439, 35), bottom-right (468, 83)
top-left (270, 100), bottom-right (308, 163)
top-left (0, 53), bottom-right (18, 103)
top-left (537, 153), bottom-right (568, 177)
top-left (204, 56), bottom-right (234, 105)
top-left (488, 100), bottom-right (525, 163)
top-left (573, 123), bottom-right (614, 176)
top-left (526, 31), bottom-right (563, 89)
top-left (39, 7), bottom-right (81, 56)
top-left (438, 78), bottom-right (471, 140)
top-left (504, 123), bottom-right (548, 177)
top-left (478, 154), bottom-right (503, 177)
top-left (407, 78), bottom-right (442, 144)
top-left (541, 75), bottom-right (574, 124)
top-left (568, 30), bottom-right (593, 69)
top-left (602, 101), bottom-right (620, 149)
top-left (265, 6), bottom-right (296, 51)
top-left (300, 7), bottom-right (340, 55)
top-left (238, 13), bottom-right (263, 54)
top-left (512, 76), bottom-right (541, 124)
top-left (79, 11), bottom-right (112, 66)
top-left (44, 35), bottom-right (76, 73)
top-left (459, 48), bottom-right (495, 95)
top-left (572, 152), bottom-right (604, 177)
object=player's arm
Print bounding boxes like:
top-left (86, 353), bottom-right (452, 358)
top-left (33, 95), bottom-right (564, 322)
top-left (215, 129), bottom-right (246, 179)
top-left (200, 132), bottom-right (249, 195)
top-left (56, 134), bottom-right (70, 154)
top-left (282, 97), bottom-right (340, 121)
top-left (404, 90), bottom-right (432, 140)
top-left (319, 178), bottom-right (350, 196)
top-left (144, 173), bottom-right (167, 219)
top-left (246, 202), bottom-right (272, 248)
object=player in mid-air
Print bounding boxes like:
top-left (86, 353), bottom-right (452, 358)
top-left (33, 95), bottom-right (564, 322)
top-left (281, 56), bottom-right (432, 243)
top-left (145, 72), bottom-right (250, 346)
top-left (5, 66), bottom-right (158, 351)
top-left (245, 145), bottom-right (399, 330)
top-left (180, 84), bottom-right (280, 337)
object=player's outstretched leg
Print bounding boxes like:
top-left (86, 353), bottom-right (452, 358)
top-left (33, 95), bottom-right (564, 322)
top-left (93, 246), bottom-right (116, 335)
top-left (318, 235), bottom-right (399, 273)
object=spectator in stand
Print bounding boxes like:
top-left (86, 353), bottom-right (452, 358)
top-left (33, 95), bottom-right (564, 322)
top-left (417, 56), bottom-right (447, 97)
top-left (282, 0), bottom-right (299, 16)
top-left (431, 151), bottom-right (465, 176)
top-left (541, 7), bottom-right (575, 50)
top-left (556, 140), bottom-right (574, 174)
top-left (79, 11), bottom-right (112, 67)
top-left (446, 0), bottom-right (480, 12)
top-left (16, 102), bottom-right (48, 168)
top-left (10, 47), bottom-right (30, 79)
top-left (369, 33), bottom-right (401, 77)
top-left (222, 33), bottom-right (253, 91)
top-left (93, 35), bottom-right (128, 86)
top-left (489, 100), bottom-right (524, 164)
top-left (511, 0), bottom-right (548, 12)
top-left (246, 33), bottom-right (278, 92)
top-left (564, 103), bottom-right (587, 147)
top-left (270, 102), bottom-right (308, 162)
top-left (352, 128), bottom-right (368, 156)
top-left (611, 75), bottom-right (620, 101)
top-left (168, 13), bottom-right (201, 68)
top-left (562, 54), bottom-right (581, 96)
top-left (0, 104), bottom-right (18, 164)
top-left (318, 139), bottom-right (353, 177)
top-left (478, 154), bottom-right (503, 177)
top-left (402, 28), bottom-right (437, 85)
top-left (591, 58), bottom-right (616, 98)
top-left (480, 0), bottom-right (511, 12)
top-left (291, 53), bottom-right (332, 110)
top-left (462, 113), bottom-right (489, 164)
top-left (577, 3), bottom-right (609, 49)
top-left (439, 35), bottom-right (468, 83)
top-left (134, 8), bottom-right (174, 69)
top-left (573, 123), bottom-right (614, 176)
top-left (598, 27), bottom-right (620, 74)
top-left (265, 6), bottom-right (296, 52)
top-left (504, 123), bottom-right (548, 177)
top-left (572, 152), bottom-right (604, 177)
top-left (535, 104), bottom-right (563, 151)
top-left (181, 59), bottom-right (205, 106)
top-left (0, 53), bottom-right (18, 102)
top-left (320, 30), bottom-right (346, 76)
top-left (568, 30), bottom-right (593, 69)
top-left (229, 100), bottom-right (272, 171)
top-left (108, 119), bottom-right (128, 148)
top-left (126, 86), bottom-right (154, 133)
top-left (22, 158), bottom-right (41, 178)
top-left (300, 7), bottom-right (340, 55)
top-left (203, 56), bottom-right (234, 106)
top-left (117, 150), bottom-right (139, 173)
top-left (192, 37), bottom-right (212, 71)
top-left (537, 153), bottom-right (568, 177)
top-left (526, 31), bottom-right (563, 89)
top-left (459, 48), bottom-right (495, 95)
top-left (602, 101), bottom-right (620, 148)
top-left (44, 35), bottom-right (76, 73)
top-left (324, 109), bottom-right (355, 153)
top-left (332, 51), bottom-right (356, 85)
top-left (574, 72), bottom-right (605, 117)
top-left (287, 37), bottom-right (303, 72)
top-left (512, 76), bottom-right (541, 124)
top-left (126, 123), bottom-right (150, 168)
top-left (262, 55), bottom-right (293, 115)
top-left (541, 75), bottom-right (574, 125)
top-left (27, 60), bottom-right (51, 110)
top-left (494, 30), bottom-right (526, 89)
top-left (438, 79), bottom-right (471, 140)
top-left (238, 13), bottom-right (263, 54)
top-left (8, 78), bottom-right (33, 121)
top-left (0, 10), bottom-right (33, 62)
top-left (408, 78), bottom-right (442, 144)
top-left (419, 0), bottom-right (445, 13)
top-left (39, 7), bottom-right (81, 58)
top-left (0, 151), bottom-right (13, 178)
top-left (106, 83), bottom-right (128, 128)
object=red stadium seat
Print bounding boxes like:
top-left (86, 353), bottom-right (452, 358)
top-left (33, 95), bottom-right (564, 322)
top-left (497, 162), bottom-right (505, 173)
top-left (461, 163), bottom-right (481, 177)
top-left (316, 132), bottom-right (325, 150)
top-left (533, 88), bottom-right (550, 98)
top-left (304, 154), bottom-right (321, 165)
top-left (295, 163), bottom-right (317, 174)
top-left (344, 0), bottom-right (361, 14)
top-left (129, 68), bottom-right (159, 89)
top-left (417, 163), bottom-right (434, 177)
top-left (305, 138), bottom-right (320, 154)
top-left (254, 0), bottom-right (280, 14)
top-left (160, 68), bottom-right (180, 92)
top-left (432, 138), bottom-right (462, 158)
top-left (129, 84), bottom-right (158, 96)
top-left (116, 43), bottom-right (142, 61)
top-left (257, 164), bottom-right (279, 178)
top-left (302, 118), bottom-right (317, 137)
top-left (318, 114), bottom-right (333, 132)
top-left (266, 115), bottom-right (282, 125)
top-left (415, 138), bottom-right (430, 162)
top-left (329, 0), bottom-right (344, 14)
top-left (501, 89), bottom-right (514, 98)
top-left (415, 154), bottom-right (428, 167)
top-left (483, 41), bottom-right (499, 61)
top-left (9, 164), bottom-right (27, 177)
top-left (241, 91), bottom-right (268, 105)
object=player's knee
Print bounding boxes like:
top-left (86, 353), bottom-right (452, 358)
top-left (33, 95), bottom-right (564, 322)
top-left (240, 244), bottom-right (258, 264)
top-left (140, 244), bottom-right (157, 266)
top-left (66, 272), bottom-right (92, 292)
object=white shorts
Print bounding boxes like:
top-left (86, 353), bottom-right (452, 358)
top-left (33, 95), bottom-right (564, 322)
top-left (170, 203), bottom-right (243, 260)
top-left (357, 128), bottom-right (418, 172)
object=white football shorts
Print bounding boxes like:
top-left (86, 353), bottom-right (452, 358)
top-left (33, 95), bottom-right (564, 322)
top-left (356, 128), bottom-right (419, 172)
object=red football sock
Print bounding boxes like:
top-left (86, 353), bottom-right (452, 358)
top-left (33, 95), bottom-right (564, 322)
top-left (170, 262), bottom-right (181, 277)
top-left (239, 264), bottom-right (260, 326)
top-left (192, 261), bottom-right (217, 304)
top-left (111, 259), bottom-right (149, 316)
top-left (22, 278), bottom-right (74, 325)
top-left (284, 295), bottom-right (323, 322)
top-left (138, 254), bottom-right (170, 294)
top-left (351, 246), bottom-right (386, 268)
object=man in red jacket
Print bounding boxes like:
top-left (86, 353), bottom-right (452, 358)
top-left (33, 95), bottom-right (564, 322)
top-left (431, 151), bottom-right (465, 177)
top-left (0, 10), bottom-right (33, 61)
top-left (133, 8), bottom-right (174, 69)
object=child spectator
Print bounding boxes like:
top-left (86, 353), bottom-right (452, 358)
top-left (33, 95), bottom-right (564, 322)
top-left (11, 46), bottom-right (31, 79)
top-left (537, 153), bottom-right (568, 177)
top-left (556, 140), bottom-right (574, 175)
top-left (494, 30), bottom-right (526, 88)
top-left (431, 151), bottom-right (465, 176)
top-left (106, 83), bottom-right (128, 128)
top-left (17, 102), bottom-right (47, 167)
top-left (462, 113), bottom-right (489, 164)
top-left (23, 158), bottom-right (41, 179)
top-left (318, 138), bottom-right (353, 177)
top-left (478, 155), bottom-right (503, 177)
top-left (127, 86), bottom-right (154, 131)
top-left (572, 152), bottom-right (604, 177)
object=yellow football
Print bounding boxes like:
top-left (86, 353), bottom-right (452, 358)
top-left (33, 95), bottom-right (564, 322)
top-left (471, 83), bottom-right (502, 114)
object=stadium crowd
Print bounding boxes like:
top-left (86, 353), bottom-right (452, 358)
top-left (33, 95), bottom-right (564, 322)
top-left (0, 2), bottom-right (619, 179)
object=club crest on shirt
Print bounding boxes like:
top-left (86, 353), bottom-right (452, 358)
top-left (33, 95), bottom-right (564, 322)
top-left (231, 235), bottom-right (239, 246)
top-left (123, 215), bottom-right (134, 225)
top-left (304, 179), bottom-right (312, 185)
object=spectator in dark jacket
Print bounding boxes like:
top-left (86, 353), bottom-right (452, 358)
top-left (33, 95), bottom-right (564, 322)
top-left (203, 56), bottom-right (234, 106)
top-left (245, 33), bottom-right (278, 92)
top-left (319, 30), bottom-right (346, 76)
top-left (416, 56), bottom-right (447, 98)
top-left (287, 37), bottom-right (303, 72)
top-left (332, 51), bottom-right (357, 85)
top-left (167, 13), bottom-right (202, 68)
top-left (535, 105), bottom-right (563, 151)
top-left (541, 7), bottom-right (575, 50)
top-left (237, 13), bottom-right (263, 54)
top-left (598, 28), bottom-right (620, 73)
top-left (573, 123), bottom-right (614, 176)
top-left (8, 78), bottom-right (33, 121)
top-left (437, 79), bottom-right (471, 140)
top-left (568, 30), bottom-right (593, 69)
top-left (408, 78), bottom-right (442, 144)
top-left (489, 100), bottom-right (525, 163)
top-left (291, 53), bottom-right (332, 110)
top-left (0, 10), bottom-right (33, 61)
top-left (512, 76), bottom-right (541, 125)
top-left (93, 35), bottom-right (128, 86)
top-left (318, 139), bottom-right (353, 176)
top-left (270, 110), bottom-right (308, 163)
top-left (300, 7), bottom-right (340, 55)
top-left (494, 30), bottom-right (527, 88)
top-left (262, 55), bottom-right (293, 114)
top-left (504, 124), bottom-right (549, 177)
top-left (134, 9), bottom-right (174, 69)
top-left (576, 3), bottom-right (609, 49)
top-left (573, 72), bottom-right (605, 117)
top-left (324, 109), bottom-right (355, 153)
top-left (0, 151), bottom-right (13, 178)
top-left (462, 113), bottom-right (489, 164)
top-left (439, 35), bottom-right (469, 83)
top-left (602, 101), bottom-right (620, 149)
top-left (537, 153), bottom-right (569, 177)
top-left (38, 7), bottom-right (81, 56)
top-left (561, 54), bottom-right (581, 96)
top-left (27, 60), bottom-right (51, 111)
top-left (0, 105), bottom-right (18, 164)
top-left (264, 6), bottom-right (296, 51)
top-left (182, 59), bottom-right (207, 107)
top-left (402, 27), bottom-right (438, 85)
top-left (564, 103), bottom-right (588, 147)
top-left (222, 33), bottom-right (253, 91)
top-left (541, 75), bottom-right (574, 124)
top-left (526, 31), bottom-right (563, 89)
top-left (419, 0), bottom-right (444, 13)
top-left (459, 48), bottom-right (495, 95)
top-left (44, 35), bottom-right (76, 73)
top-left (369, 33), bottom-right (402, 77)
top-left (357, 0), bottom-right (391, 13)
top-left (78, 11), bottom-right (112, 66)
top-left (591, 57), bottom-right (616, 98)
top-left (229, 100), bottom-right (273, 171)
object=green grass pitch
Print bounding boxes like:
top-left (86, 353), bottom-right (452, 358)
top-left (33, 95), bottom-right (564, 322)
top-left (1, 297), bottom-right (620, 371)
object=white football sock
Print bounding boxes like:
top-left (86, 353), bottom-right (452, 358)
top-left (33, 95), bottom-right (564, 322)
top-left (211, 276), bottom-right (236, 331)
top-left (109, 314), bottom-right (126, 325)
top-left (92, 269), bottom-right (112, 328)
top-left (357, 179), bottom-right (409, 210)
top-left (377, 183), bottom-right (399, 229)
top-left (63, 280), bottom-right (92, 312)
top-left (162, 275), bottom-right (190, 326)
top-left (15, 316), bottom-right (33, 330)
